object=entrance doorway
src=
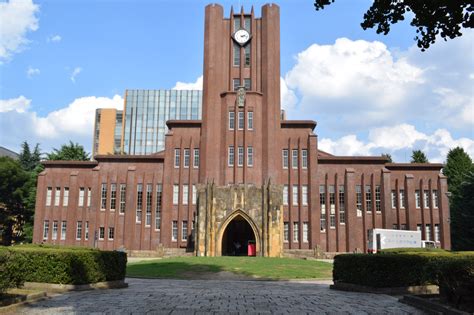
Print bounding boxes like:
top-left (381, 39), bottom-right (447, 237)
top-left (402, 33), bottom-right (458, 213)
top-left (221, 215), bottom-right (256, 256)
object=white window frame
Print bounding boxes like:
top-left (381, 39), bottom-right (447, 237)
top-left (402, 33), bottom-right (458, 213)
top-left (182, 185), bottom-right (189, 205)
top-left (415, 190), bottom-right (421, 208)
top-left (423, 190), bottom-right (430, 208)
top-left (63, 187), bottom-right (69, 206)
top-left (173, 185), bottom-right (179, 205)
top-left (78, 187), bottom-right (85, 207)
top-left (174, 148), bottom-right (180, 168)
top-left (302, 185), bottom-right (308, 206)
top-left (43, 220), bottom-right (49, 240)
top-left (183, 149), bottom-right (190, 168)
top-left (76, 221), bottom-right (82, 240)
top-left (54, 187), bottom-right (61, 206)
top-left (87, 188), bottom-right (91, 207)
top-left (136, 184), bottom-right (143, 223)
top-left (99, 227), bottom-right (105, 240)
top-left (100, 183), bottom-right (107, 210)
top-left (61, 221), bottom-right (67, 240)
top-left (46, 187), bottom-right (52, 206)
top-left (283, 185), bottom-right (289, 206)
top-left (110, 183), bottom-right (117, 211)
top-left (283, 222), bottom-right (289, 242)
top-left (228, 146), bottom-right (234, 166)
top-left (192, 185), bottom-right (197, 205)
top-left (292, 185), bottom-right (298, 206)
top-left (293, 222), bottom-right (299, 242)
top-left (172, 221), bottom-right (178, 241)
top-left (399, 189), bottom-right (405, 209)
top-left (193, 149), bottom-right (199, 168)
top-left (303, 222), bottom-right (309, 243)
top-left (229, 111), bottom-right (235, 130)
top-left (238, 146), bottom-right (244, 167)
top-left (247, 146), bottom-right (253, 167)
top-left (108, 227), bottom-right (114, 240)
top-left (282, 149), bottom-right (289, 169)
top-left (302, 149), bottom-right (308, 169)
top-left (85, 221), bottom-right (89, 240)
top-left (432, 190), bottom-right (439, 208)
top-left (52, 221), bottom-right (58, 240)
top-left (182, 221), bottom-right (188, 241)
top-left (292, 150), bottom-right (298, 169)
top-left (247, 111), bottom-right (253, 130)
top-left (391, 190), bottom-right (397, 209)
top-left (238, 111), bottom-right (244, 130)
top-left (119, 184), bottom-right (126, 214)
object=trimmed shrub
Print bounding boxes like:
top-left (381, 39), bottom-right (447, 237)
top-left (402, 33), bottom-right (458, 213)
top-left (436, 257), bottom-right (474, 308)
top-left (0, 250), bottom-right (24, 293)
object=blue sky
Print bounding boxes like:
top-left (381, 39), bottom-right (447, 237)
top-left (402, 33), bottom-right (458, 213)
top-left (0, 0), bottom-right (473, 162)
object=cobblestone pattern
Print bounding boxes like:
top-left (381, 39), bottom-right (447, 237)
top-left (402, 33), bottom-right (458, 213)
top-left (15, 278), bottom-right (423, 314)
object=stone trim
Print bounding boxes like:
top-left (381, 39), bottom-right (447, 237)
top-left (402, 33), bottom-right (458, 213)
top-left (22, 279), bottom-right (128, 293)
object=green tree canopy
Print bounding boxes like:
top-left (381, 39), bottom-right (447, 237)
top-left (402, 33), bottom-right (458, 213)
top-left (410, 150), bottom-right (429, 163)
top-left (381, 153), bottom-right (393, 163)
top-left (314, 0), bottom-right (473, 51)
top-left (450, 171), bottom-right (474, 250)
top-left (46, 141), bottom-right (90, 161)
top-left (443, 147), bottom-right (473, 194)
top-left (18, 141), bottom-right (41, 172)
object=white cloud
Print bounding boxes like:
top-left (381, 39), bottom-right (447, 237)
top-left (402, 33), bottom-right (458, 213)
top-left (70, 67), bottom-right (82, 83)
top-left (280, 77), bottom-right (297, 112)
top-left (26, 66), bottom-right (40, 78)
top-left (47, 34), bottom-right (61, 42)
top-left (0, 0), bottom-right (39, 62)
top-left (0, 95), bottom-right (31, 113)
top-left (173, 75), bottom-right (203, 90)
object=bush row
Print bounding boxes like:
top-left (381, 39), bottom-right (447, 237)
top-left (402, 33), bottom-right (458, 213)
top-left (0, 245), bottom-right (127, 293)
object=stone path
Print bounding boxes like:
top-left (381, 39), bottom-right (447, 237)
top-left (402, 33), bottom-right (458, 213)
top-left (15, 278), bottom-right (423, 314)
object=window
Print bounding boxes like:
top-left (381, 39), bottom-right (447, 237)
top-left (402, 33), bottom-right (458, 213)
top-left (63, 187), bottom-right (69, 206)
top-left (425, 224), bottom-right (431, 241)
top-left (302, 149), bottom-right (308, 169)
top-left (303, 222), bottom-right (309, 242)
top-left (244, 16), bottom-right (251, 31)
top-left (173, 185), bottom-right (179, 205)
top-left (238, 111), bottom-right (244, 130)
top-left (356, 185), bottom-right (363, 217)
top-left (283, 185), bottom-right (289, 205)
top-left (146, 184), bottom-right (152, 226)
top-left (434, 224), bottom-right (440, 242)
top-left (174, 149), bottom-right (180, 168)
top-left (78, 187), bottom-right (85, 207)
top-left (244, 44), bottom-right (251, 66)
top-left (417, 224), bottom-right (422, 232)
top-left (365, 185), bottom-right (372, 213)
top-left (293, 222), bottom-right (299, 242)
top-left (244, 78), bottom-right (251, 90)
top-left (375, 185), bottom-right (381, 212)
top-left (432, 190), bottom-right (439, 208)
top-left (399, 189), bottom-right (405, 209)
top-left (46, 187), bottom-right (52, 206)
top-left (393, 224), bottom-right (399, 229)
top-left (292, 150), bottom-right (298, 169)
top-left (182, 221), bottom-right (188, 241)
top-left (233, 43), bottom-right (240, 66)
top-left (156, 184), bottom-right (162, 230)
top-left (192, 185), bottom-right (197, 205)
top-left (108, 227), bottom-right (114, 240)
top-left (85, 221), bottom-right (89, 240)
top-left (247, 112), bottom-right (253, 130)
top-left (423, 190), bottom-right (430, 208)
top-left (391, 190), bottom-right (397, 209)
top-left (54, 187), bottom-right (61, 206)
top-left (183, 149), bottom-right (190, 168)
top-left (43, 220), bottom-right (49, 240)
top-left (172, 221), bottom-right (178, 241)
top-left (52, 221), bottom-right (58, 240)
top-left (302, 185), bottom-right (308, 206)
top-left (61, 221), bottom-right (67, 240)
top-left (182, 185), bottom-right (189, 205)
top-left (193, 149), bottom-right (199, 168)
top-left (119, 184), bottom-right (126, 213)
top-left (229, 111), bottom-right (235, 130)
top-left (101, 183), bottom-right (107, 210)
top-left (233, 78), bottom-right (240, 91)
top-left (99, 227), bottom-right (105, 240)
top-left (400, 224), bottom-right (407, 230)
top-left (415, 190), bottom-right (421, 208)
top-left (247, 146), bottom-right (253, 167)
top-left (292, 185), bottom-right (298, 206)
top-left (320, 185), bottom-right (326, 232)
top-left (110, 184), bottom-right (117, 211)
top-left (238, 146), bottom-right (244, 166)
top-left (282, 149), bottom-right (289, 169)
top-left (329, 186), bottom-right (336, 228)
top-left (283, 222), bottom-right (289, 242)
top-left (339, 185), bottom-right (345, 224)
top-left (136, 184), bottom-right (143, 223)
top-left (76, 221), bottom-right (82, 240)
top-left (87, 188), bottom-right (91, 207)
top-left (228, 146), bottom-right (235, 166)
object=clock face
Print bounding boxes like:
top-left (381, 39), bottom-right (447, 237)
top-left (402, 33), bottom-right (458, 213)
top-left (233, 29), bottom-right (250, 45)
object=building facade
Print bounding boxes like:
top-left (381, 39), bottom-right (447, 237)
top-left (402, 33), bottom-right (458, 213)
top-left (33, 4), bottom-right (451, 256)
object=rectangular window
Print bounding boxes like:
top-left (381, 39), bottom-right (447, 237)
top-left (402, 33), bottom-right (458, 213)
top-left (244, 78), bottom-right (251, 90)
top-left (282, 149), bottom-right (289, 169)
top-left (247, 146), bottom-right (253, 167)
top-left (244, 44), bottom-right (251, 67)
top-left (432, 190), bottom-right (439, 208)
top-left (136, 184), bottom-right (143, 223)
top-left (52, 221), bottom-right (58, 240)
top-left (238, 146), bottom-right (244, 166)
top-left (247, 112), bottom-right (253, 130)
top-left (46, 187), bottom-right (52, 206)
top-left (61, 221), bottom-right (67, 240)
top-left (119, 184), bottom-right (126, 213)
top-left (283, 222), bottom-right (289, 242)
top-left (182, 185), bottom-right (189, 205)
top-left (172, 221), bottom-right (178, 241)
top-left (155, 184), bottom-right (162, 230)
top-left (229, 111), bottom-right (235, 130)
top-left (228, 146), bottom-right (234, 166)
top-left (417, 224), bottom-right (422, 232)
top-left (78, 187), bottom-right (85, 207)
top-left (423, 190), bottom-right (430, 208)
top-left (108, 227), bottom-right (114, 240)
top-left (99, 227), bottom-right (105, 240)
top-left (173, 185), bottom-right (179, 205)
top-left (76, 221), bottom-right (82, 240)
top-left (292, 185), bottom-right (298, 206)
top-left (174, 149), bottom-right (180, 168)
top-left (183, 149), bottom-right (190, 168)
top-left (233, 43), bottom-right (240, 66)
top-left (244, 16), bottom-right (251, 31)
top-left (399, 189), bottom-right (405, 209)
top-left (391, 190), bottom-right (397, 209)
top-left (293, 222), bottom-right (299, 242)
top-left (425, 224), bottom-right (431, 241)
top-left (303, 222), bottom-right (309, 243)
top-left (85, 221), bottom-right (89, 240)
top-left (302, 149), bottom-right (308, 169)
top-left (302, 185), bottom-right (308, 206)
top-left (400, 224), bottom-right (407, 230)
top-left (365, 185), bottom-right (372, 213)
top-left (415, 190), bottom-right (421, 208)
top-left (233, 78), bottom-right (240, 91)
top-left (43, 220), bottom-right (49, 240)
top-left (283, 185), bottom-right (289, 206)
top-left (339, 185), bottom-right (345, 224)
top-left (146, 184), bottom-right (152, 226)
top-left (110, 184), bottom-right (117, 211)
top-left (320, 185), bottom-right (326, 232)
top-left (182, 221), bottom-right (188, 241)
top-left (101, 183), bottom-right (107, 210)
top-left (238, 111), bottom-right (244, 130)
top-left (192, 185), bottom-right (197, 205)
top-left (329, 185), bottom-right (336, 228)
top-left (356, 185), bottom-right (363, 217)
top-left (87, 188), bottom-right (91, 207)
top-left (193, 149), bottom-right (199, 168)
top-left (373, 185), bottom-right (381, 212)
top-left (434, 224), bottom-right (440, 242)
top-left (393, 224), bottom-right (399, 230)
top-left (54, 187), bottom-right (61, 206)
top-left (292, 150), bottom-right (298, 169)
top-left (63, 187), bottom-right (69, 206)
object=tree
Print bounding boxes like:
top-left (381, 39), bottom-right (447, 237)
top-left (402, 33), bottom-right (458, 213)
top-left (47, 141), bottom-right (90, 161)
top-left (411, 150), bottom-right (429, 163)
top-left (18, 141), bottom-right (41, 172)
top-left (443, 147), bottom-right (473, 195)
top-left (381, 153), bottom-right (393, 163)
top-left (450, 171), bottom-right (474, 250)
top-left (314, 0), bottom-right (473, 51)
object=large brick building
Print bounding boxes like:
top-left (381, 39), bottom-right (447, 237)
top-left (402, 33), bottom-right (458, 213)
top-left (33, 4), bottom-right (451, 256)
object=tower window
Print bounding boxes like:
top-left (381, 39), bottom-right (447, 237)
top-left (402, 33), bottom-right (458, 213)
top-left (244, 44), bottom-right (251, 66)
top-left (244, 78), bottom-right (251, 90)
top-left (233, 79), bottom-right (240, 91)
top-left (233, 43), bottom-right (240, 67)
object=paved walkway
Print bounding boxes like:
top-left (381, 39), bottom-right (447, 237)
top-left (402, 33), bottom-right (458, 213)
top-left (15, 278), bottom-right (423, 314)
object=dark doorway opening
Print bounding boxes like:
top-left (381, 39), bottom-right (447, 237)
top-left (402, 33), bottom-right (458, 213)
top-left (221, 215), bottom-right (256, 256)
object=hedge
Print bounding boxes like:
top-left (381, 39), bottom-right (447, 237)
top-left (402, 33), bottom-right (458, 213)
top-left (0, 245), bottom-right (127, 293)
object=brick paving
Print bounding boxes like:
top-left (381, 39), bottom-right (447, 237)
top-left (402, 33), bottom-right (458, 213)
top-left (15, 278), bottom-right (423, 314)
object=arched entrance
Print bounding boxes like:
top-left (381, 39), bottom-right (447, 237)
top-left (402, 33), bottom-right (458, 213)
top-left (221, 215), bottom-right (256, 256)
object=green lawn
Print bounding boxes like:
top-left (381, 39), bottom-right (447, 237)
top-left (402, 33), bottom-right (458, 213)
top-left (126, 256), bottom-right (333, 280)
